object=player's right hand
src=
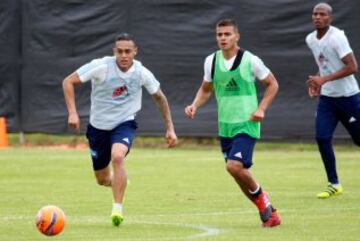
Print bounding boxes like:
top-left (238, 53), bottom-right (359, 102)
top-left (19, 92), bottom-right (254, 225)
top-left (185, 105), bottom-right (197, 119)
top-left (165, 130), bottom-right (178, 148)
top-left (308, 86), bottom-right (320, 98)
top-left (68, 113), bottom-right (80, 133)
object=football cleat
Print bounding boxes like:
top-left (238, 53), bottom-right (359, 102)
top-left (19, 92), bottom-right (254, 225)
top-left (262, 208), bottom-right (281, 228)
top-left (255, 192), bottom-right (281, 227)
top-left (111, 209), bottom-right (123, 227)
top-left (317, 183), bottom-right (343, 199)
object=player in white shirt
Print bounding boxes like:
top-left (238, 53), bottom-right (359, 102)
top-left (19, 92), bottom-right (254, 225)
top-left (63, 33), bottom-right (177, 226)
top-left (306, 3), bottom-right (360, 198)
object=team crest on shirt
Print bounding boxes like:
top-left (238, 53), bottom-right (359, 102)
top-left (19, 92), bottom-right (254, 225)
top-left (318, 52), bottom-right (325, 65)
top-left (112, 85), bottom-right (128, 98)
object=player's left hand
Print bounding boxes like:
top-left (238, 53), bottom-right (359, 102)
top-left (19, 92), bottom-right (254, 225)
top-left (165, 130), bottom-right (178, 148)
top-left (307, 75), bottom-right (326, 87)
top-left (250, 108), bottom-right (265, 122)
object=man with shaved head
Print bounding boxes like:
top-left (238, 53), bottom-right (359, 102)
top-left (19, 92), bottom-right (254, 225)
top-left (306, 3), bottom-right (360, 198)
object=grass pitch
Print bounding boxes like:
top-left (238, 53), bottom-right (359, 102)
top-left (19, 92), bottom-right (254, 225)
top-left (0, 143), bottom-right (359, 240)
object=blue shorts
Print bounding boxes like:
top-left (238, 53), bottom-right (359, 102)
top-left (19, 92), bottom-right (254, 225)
top-left (86, 120), bottom-right (137, 171)
top-left (220, 133), bottom-right (256, 168)
top-left (316, 93), bottom-right (360, 144)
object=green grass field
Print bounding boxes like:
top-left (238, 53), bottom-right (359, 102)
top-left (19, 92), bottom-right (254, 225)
top-left (0, 144), bottom-right (359, 241)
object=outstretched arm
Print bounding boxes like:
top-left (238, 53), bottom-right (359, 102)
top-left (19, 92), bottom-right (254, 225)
top-left (184, 81), bottom-right (213, 119)
top-left (151, 89), bottom-right (177, 148)
top-left (250, 73), bottom-right (279, 122)
top-left (62, 72), bottom-right (82, 133)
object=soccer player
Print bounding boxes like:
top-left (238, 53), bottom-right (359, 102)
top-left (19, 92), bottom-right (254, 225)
top-left (185, 19), bottom-right (280, 227)
top-left (62, 33), bottom-right (177, 226)
top-left (306, 3), bottom-right (360, 198)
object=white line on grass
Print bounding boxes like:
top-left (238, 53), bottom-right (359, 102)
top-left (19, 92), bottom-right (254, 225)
top-left (67, 218), bottom-right (223, 240)
top-left (1, 206), bottom-right (360, 240)
top-left (0, 216), bottom-right (223, 241)
top-left (130, 205), bottom-right (360, 218)
top-left (118, 221), bottom-right (222, 240)
top-left (1, 205), bottom-right (359, 222)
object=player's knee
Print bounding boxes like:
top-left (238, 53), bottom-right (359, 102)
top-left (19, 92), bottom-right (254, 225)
top-left (226, 161), bottom-right (243, 176)
top-left (96, 177), bottom-right (111, 186)
top-left (111, 153), bottom-right (125, 166)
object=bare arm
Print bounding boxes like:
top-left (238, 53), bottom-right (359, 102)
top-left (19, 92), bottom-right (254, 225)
top-left (250, 73), bottom-right (279, 122)
top-left (184, 81), bottom-right (213, 119)
top-left (151, 88), bottom-right (177, 147)
top-left (307, 53), bottom-right (358, 87)
top-left (62, 72), bottom-right (82, 132)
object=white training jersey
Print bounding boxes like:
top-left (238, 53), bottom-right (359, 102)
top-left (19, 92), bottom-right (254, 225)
top-left (306, 25), bottom-right (359, 97)
top-left (76, 56), bottom-right (160, 130)
top-left (203, 52), bottom-right (270, 82)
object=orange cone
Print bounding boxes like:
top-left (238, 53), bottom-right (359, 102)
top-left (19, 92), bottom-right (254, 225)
top-left (0, 117), bottom-right (9, 148)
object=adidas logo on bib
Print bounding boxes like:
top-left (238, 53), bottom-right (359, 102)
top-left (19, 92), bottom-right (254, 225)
top-left (225, 78), bottom-right (239, 91)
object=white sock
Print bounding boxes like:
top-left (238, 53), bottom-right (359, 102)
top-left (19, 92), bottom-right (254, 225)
top-left (249, 184), bottom-right (260, 194)
top-left (332, 183), bottom-right (341, 188)
top-left (113, 203), bottom-right (123, 212)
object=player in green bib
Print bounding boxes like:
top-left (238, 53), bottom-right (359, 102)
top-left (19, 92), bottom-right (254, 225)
top-left (185, 19), bottom-right (280, 227)
top-left (213, 48), bottom-right (260, 139)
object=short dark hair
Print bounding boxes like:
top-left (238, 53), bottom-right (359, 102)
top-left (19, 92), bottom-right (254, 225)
top-left (115, 33), bottom-right (137, 46)
top-left (216, 18), bottom-right (238, 30)
top-left (313, 3), bottom-right (333, 15)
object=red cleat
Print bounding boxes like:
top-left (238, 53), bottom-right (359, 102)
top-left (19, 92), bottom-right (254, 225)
top-left (262, 209), bottom-right (281, 228)
top-left (254, 192), bottom-right (281, 228)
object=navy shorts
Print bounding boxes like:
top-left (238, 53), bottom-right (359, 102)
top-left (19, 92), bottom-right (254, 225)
top-left (316, 93), bottom-right (360, 144)
top-left (220, 133), bottom-right (256, 168)
top-left (86, 120), bottom-right (137, 171)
